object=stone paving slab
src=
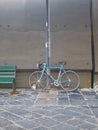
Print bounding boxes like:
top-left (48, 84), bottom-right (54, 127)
top-left (0, 89), bottom-right (98, 130)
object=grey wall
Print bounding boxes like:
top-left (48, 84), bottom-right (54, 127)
top-left (50, 0), bottom-right (91, 70)
top-left (93, 0), bottom-right (98, 72)
top-left (0, 0), bottom-right (96, 71)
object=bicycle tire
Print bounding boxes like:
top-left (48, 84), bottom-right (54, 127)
top-left (60, 70), bottom-right (80, 91)
top-left (29, 71), bottom-right (47, 90)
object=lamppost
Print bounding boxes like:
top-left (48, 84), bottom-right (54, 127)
top-left (45, 0), bottom-right (51, 88)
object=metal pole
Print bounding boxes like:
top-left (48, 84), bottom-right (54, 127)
top-left (90, 0), bottom-right (95, 88)
top-left (45, 0), bottom-right (51, 88)
top-left (46, 0), bottom-right (51, 66)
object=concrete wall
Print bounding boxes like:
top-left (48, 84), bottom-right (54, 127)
top-left (0, 0), bottom-right (92, 70)
top-left (93, 0), bottom-right (98, 72)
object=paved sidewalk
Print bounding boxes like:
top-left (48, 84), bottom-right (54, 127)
top-left (0, 89), bottom-right (98, 130)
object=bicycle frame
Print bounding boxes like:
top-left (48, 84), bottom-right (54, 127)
top-left (38, 64), bottom-right (67, 86)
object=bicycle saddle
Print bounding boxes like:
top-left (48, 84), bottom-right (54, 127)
top-left (59, 60), bottom-right (67, 65)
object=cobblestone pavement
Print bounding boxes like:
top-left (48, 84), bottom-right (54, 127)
top-left (0, 88), bottom-right (98, 130)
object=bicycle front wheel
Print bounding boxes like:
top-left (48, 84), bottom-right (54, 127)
top-left (29, 71), bottom-right (47, 90)
top-left (60, 70), bottom-right (80, 91)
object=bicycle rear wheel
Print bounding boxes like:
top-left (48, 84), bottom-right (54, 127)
top-left (29, 71), bottom-right (47, 90)
top-left (60, 70), bottom-right (80, 91)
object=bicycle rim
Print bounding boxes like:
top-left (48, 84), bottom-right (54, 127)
top-left (29, 71), bottom-right (47, 90)
top-left (60, 70), bottom-right (80, 91)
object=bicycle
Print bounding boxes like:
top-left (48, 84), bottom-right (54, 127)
top-left (29, 61), bottom-right (80, 91)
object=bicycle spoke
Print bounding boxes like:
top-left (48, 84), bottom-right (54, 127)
top-left (60, 70), bottom-right (80, 91)
top-left (29, 71), bottom-right (47, 90)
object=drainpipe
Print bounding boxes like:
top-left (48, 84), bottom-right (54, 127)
top-left (90, 0), bottom-right (95, 88)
